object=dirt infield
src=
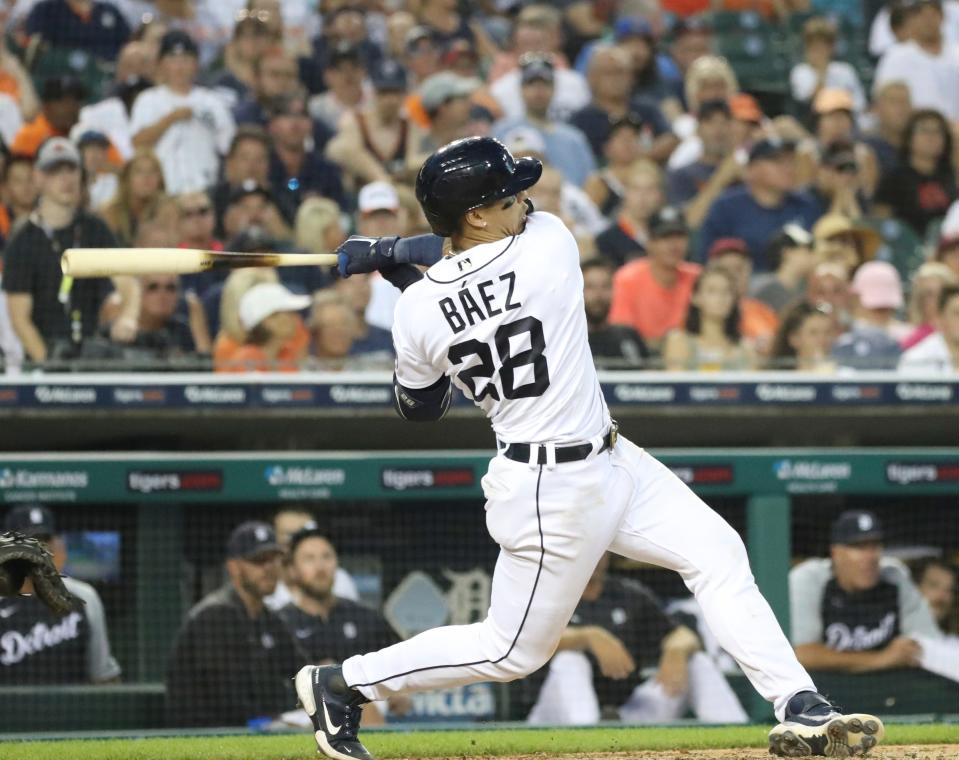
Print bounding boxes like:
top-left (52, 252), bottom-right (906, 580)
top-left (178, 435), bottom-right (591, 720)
top-left (450, 748), bottom-right (959, 760)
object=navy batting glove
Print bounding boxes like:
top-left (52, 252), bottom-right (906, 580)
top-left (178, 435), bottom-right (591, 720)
top-left (335, 235), bottom-right (400, 278)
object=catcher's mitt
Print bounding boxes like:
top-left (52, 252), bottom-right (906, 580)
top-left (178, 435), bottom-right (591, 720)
top-left (0, 531), bottom-right (84, 616)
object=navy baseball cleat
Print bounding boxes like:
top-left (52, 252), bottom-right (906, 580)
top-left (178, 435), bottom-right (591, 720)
top-left (295, 664), bottom-right (373, 760)
top-left (768, 691), bottom-right (884, 757)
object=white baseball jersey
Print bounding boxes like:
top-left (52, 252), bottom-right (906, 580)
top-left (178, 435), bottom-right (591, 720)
top-left (130, 85), bottom-right (235, 194)
top-left (392, 211), bottom-right (609, 445)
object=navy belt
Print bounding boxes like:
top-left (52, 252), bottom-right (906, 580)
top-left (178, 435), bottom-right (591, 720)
top-left (501, 424), bottom-right (618, 465)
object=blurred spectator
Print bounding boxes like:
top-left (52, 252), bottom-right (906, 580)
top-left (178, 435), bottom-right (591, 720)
top-left (407, 71), bottom-right (479, 171)
top-left (586, 118), bottom-right (658, 223)
top-left (594, 159), bottom-right (664, 266)
top-left (308, 5), bottom-right (381, 92)
top-left (803, 140), bottom-right (868, 219)
top-left (660, 17), bottom-right (713, 116)
top-left (873, 109), bottom-right (956, 237)
top-left (402, 24), bottom-right (443, 88)
top-left (0, 504), bottom-right (121, 685)
top-left (902, 262), bottom-right (959, 348)
top-left (527, 161), bottom-right (606, 253)
top-left (612, 17), bottom-right (673, 104)
top-left (869, 0), bottom-right (959, 56)
top-left (277, 524), bottom-right (396, 665)
top-left (769, 301), bottom-right (837, 371)
top-left (385, 11), bottom-right (417, 61)
top-left (664, 265), bottom-right (754, 371)
top-left (667, 56), bottom-right (739, 170)
top-left (266, 508), bottom-right (359, 613)
top-left (101, 273), bottom-right (208, 364)
top-left (811, 214), bottom-right (880, 274)
top-left (354, 182), bottom-right (405, 331)
top-left (527, 553), bottom-right (747, 725)
top-left (609, 206), bottom-right (701, 351)
top-left (570, 45), bottom-right (675, 164)
top-left (11, 75), bottom-right (86, 158)
top-left (216, 282), bottom-right (310, 372)
top-left (25, 0), bottom-right (131, 63)
top-left (76, 130), bottom-right (117, 209)
top-left (0, 154), bottom-right (38, 238)
top-left (0, 38), bottom-right (39, 121)
top-left (221, 179), bottom-right (292, 247)
top-left (309, 42), bottom-right (370, 134)
top-left (333, 272), bottom-right (393, 357)
top-left (172, 189), bottom-right (224, 298)
top-left (326, 58), bottom-right (412, 185)
top-left (165, 521), bottom-right (304, 727)
top-left (665, 99), bottom-right (739, 227)
top-left (209, 126), bottom-right (272, 229)
top-left (3, 138), bottom-right (139, 364)
top-left (898, 284), bottom-right (959, 373)
top-left (807, 260), bottom-right (854, 332)
top-left (71, 43), bottom-right (154, 162)
top-left (790, 17), bottom-right (866, 114)
top-left (912, 559), bottom-right (957, 634)
top-left (265, 91), bottom-right (345, 222)
top-left (101, 149), bottom-right (174, 245)
top-left (233, 46), bottom-right (302, 127)
top-left (697, 138), bottom-right (820, 270)
top-left (582, 259), bottom-right (649, 369)
top-left (207, 11), bottom-right (274, 107)
top-left (936, 233), bottom-right (959, 277)
top-left (789, 510), bottom-right (939, 672)
top-left (874, 0), bottom-right (959, 121)
top-left (130, 30), bottom-right (236, 194)
top-left (833, 261), bottom-right (908, 370)
top-left (415, 0), bottom-right (480, 49)
top-left (705, 238), bottom-right (780, 354)
top-left (492, 55), bottom-right (596, 187)
top-left (861, 81), bottom-right (912, 178)
top-left (285, 196), bottom-right (344, 296)
top-left (309, 290), bottom-right (359, 367)
top-left (751, 225), bottom-right (816, 312)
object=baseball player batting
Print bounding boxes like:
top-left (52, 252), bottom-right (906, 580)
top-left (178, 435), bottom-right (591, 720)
top-left (294, 137), bottom-right (884, 759)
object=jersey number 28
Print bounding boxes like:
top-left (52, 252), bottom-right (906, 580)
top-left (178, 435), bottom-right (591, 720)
top-left (448, 317), bottom-right (550, 401)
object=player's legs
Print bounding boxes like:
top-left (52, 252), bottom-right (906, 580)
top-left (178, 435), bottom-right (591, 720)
top-left (605, 437), bottom-right (815, 721)
top-left (341, 453), bottom-right (629, 701)
top-left (527, 651), bottom-right (601, 725)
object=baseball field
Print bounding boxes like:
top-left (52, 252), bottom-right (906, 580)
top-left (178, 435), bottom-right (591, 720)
top-left (1, 724), bottom-right (956, 760)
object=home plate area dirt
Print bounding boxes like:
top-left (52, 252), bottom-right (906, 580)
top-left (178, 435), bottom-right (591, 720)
top-left (440, 748), bottom-right (959, 760)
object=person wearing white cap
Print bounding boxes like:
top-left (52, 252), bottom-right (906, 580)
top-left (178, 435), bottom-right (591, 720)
top-left (218, 282), bottom-right (311, 372)
top-left (355, 182), bottom-right (406, 332)
top-left (832, 261), bottom-right (909, 370)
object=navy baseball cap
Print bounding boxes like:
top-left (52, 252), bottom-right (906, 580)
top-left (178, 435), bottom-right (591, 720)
top-left (327, 41), bottom-right (363, 68)
top-left (520, 54), bottom-right (554, 85)
top-left (748, 137), bottom-right (797, 164)
top-left (697, 98), bottom-right (732, 121)
top-left (288, 521), bottom-right (335, 556)
top-left (159, 30), bottom-right (199, 59)
top-left (370, 58), bottom-right (407, 92)
top-left (228, 178), bottom-right (273, 206)
top-left (614, 16), bottom-right (654, 41)
top-left (830, 510), bottom-right (884, 545)
top-left (227, 521), bottom-right (282, 559)
top-left (648, 206), bottom-right (689, 238)
top-left (42, 75), bottom-right (87, 102)
top-left (4, 505), bottom-right (56, 537)
top-left (76, 130), bottom-right (111, 149)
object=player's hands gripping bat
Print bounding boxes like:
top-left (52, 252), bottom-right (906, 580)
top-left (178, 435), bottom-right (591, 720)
top-left (0, 532), bottom-right (85, 615)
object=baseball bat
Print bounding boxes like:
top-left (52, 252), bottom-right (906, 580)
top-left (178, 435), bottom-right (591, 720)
top-left (61, 248), bottom-right (339, 278)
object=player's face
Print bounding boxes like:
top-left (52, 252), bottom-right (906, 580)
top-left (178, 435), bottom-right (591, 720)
top-left (918, 565), bottom-right (955, 622)
top-left (234, 551), bottom-right (282, 598)
top-left (291, 536), bottom-right (338, 600)
top-left (474, 189), bottom-right (532, 239)
top-left (830, 541), bottom-right (882, 592)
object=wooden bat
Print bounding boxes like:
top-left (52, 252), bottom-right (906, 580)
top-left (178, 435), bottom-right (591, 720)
top-left (61, 248), bottom-right (339, 278)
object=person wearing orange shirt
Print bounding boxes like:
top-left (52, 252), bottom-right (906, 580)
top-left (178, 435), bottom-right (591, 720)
top-left (706, 237), bottom-right (781, 355)
top-left (609, 205), bottom-right (701, 352)
top-left (216, 282), bottom-right (311, 372)
top-left (10, 75), bottom-right (86, 158)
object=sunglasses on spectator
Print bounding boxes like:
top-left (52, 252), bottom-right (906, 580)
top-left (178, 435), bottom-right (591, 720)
top-left (180, 205), bottom-right (212, 218)
top-left (832, 162), bottom-right (858, 174)
top-left (145, 282), bottom-right (178, 293)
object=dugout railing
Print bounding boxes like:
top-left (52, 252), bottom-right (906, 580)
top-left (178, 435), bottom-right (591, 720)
top-left (0, 449), bottom-right (957, 733)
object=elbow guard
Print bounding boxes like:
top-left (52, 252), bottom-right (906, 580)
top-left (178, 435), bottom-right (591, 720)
top-left (393, 374), bottom-right (452, 422)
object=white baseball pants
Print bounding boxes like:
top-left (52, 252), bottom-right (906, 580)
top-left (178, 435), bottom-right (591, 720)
top-left (342, 436), bottom-right (815, 720)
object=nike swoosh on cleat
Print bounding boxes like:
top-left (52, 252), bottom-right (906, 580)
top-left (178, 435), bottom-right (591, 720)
top-left (322, 698), bottom-right (342, 735)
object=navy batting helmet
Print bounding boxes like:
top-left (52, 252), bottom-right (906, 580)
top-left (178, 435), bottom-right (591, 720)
top-left (415, 136), bottom-right (543, 237)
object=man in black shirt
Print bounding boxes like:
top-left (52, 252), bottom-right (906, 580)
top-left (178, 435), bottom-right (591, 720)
top-left (582, 259), bottom-right (649, 369)
top-left (165, 521), bottom-right (306, 727)
top-left (2, 137), bottom-right (139, 365)
top-left (528, 553), bottom-right (747, 724)
top-left (278, 524), bottom-right (401, 724)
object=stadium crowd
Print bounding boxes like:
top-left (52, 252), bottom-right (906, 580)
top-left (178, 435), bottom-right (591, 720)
top-left (0, 0), bottom-right (958, 373)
